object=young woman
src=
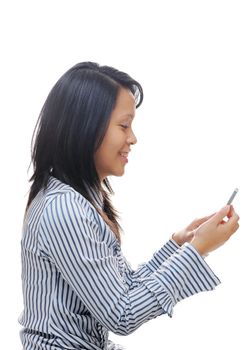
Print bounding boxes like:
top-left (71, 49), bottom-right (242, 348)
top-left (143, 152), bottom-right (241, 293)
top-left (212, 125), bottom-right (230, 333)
top-left (18, 62), bottom-right (239, 350)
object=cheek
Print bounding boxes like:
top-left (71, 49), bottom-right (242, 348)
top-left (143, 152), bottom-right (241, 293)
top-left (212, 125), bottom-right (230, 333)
top-left (106, 130), bottom-right (125, 150)
top-left (95, 128), bottom-right (125, 162)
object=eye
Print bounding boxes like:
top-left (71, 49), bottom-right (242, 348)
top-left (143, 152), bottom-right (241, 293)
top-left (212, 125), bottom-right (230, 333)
top-left (120, 124), bottom-right (129, 129)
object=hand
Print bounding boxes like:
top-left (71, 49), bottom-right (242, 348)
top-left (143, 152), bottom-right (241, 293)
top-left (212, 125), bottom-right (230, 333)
top-left (172, 213), bottom-right (215, 246)
top-left (190, 205), bottom-right (240, 256)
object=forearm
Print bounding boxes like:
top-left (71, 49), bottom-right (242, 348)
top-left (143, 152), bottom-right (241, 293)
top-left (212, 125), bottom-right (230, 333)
top-left (124, 239), bottom-right (181, 287)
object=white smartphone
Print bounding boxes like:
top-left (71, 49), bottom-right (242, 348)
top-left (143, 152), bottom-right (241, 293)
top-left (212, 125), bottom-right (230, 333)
top-left (227, 188), bottom-right (239, 205)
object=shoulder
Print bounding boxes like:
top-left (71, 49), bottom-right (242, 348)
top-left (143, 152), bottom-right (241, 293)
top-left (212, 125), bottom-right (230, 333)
top-left (43, 176), bottom-right (96, 221)
top-left (40, 177), bottom-right (114, 244)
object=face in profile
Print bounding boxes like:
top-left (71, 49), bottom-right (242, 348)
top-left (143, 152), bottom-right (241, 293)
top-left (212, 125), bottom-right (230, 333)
top-left (94, 88), bottom-right (137, 182)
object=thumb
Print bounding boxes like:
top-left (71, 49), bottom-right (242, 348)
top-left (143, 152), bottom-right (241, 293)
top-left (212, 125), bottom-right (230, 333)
top-left (211, 205), bottom-right (230, 223)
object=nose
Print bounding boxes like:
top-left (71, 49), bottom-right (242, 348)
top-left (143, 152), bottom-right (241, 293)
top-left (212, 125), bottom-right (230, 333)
top-left (127, 129), bottom-right (137, 146)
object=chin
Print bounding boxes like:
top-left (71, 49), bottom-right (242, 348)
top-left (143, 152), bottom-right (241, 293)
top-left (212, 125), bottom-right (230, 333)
top-left (113, 169), bottom-right (125, 177)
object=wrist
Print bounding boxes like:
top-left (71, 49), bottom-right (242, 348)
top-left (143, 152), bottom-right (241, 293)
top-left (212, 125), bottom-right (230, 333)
top-left (171, 232), bottom-right (183, 246)
top-left (172, 230), bottom-right (194, 246)
top-left (190, 239), bottom-right (205, 256)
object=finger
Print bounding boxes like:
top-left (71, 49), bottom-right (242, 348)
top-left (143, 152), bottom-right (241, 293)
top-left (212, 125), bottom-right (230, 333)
top-left (227, 205), bottom-right (234, 218)
top-left (224, 213), bottom-right (240, 232)
top-left (211, 205), bottom-right (231, 225)
top-left (200, 213), bottom-right (216, 221)
top-left (192, 213), bottom-right (216, 226)
top-left (227, 205), bottom-right (240, 221)
top-left (229, 222), bottom-right (239, 236)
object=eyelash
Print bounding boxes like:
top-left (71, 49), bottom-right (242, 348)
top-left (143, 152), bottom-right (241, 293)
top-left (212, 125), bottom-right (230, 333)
top-left (120, 124), bottom-right (129, 129)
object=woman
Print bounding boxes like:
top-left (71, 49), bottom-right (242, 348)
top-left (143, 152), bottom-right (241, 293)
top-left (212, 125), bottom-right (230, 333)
top-left (18, 62), bottom-right (239, 350)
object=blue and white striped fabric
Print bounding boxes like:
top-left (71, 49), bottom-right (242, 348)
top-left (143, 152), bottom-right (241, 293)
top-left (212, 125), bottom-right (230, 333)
top-left (18, 176), bottom-right (221, 350)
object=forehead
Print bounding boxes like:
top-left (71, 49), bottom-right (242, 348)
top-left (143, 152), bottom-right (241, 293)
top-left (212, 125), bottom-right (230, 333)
top-left (112, 88), bottom-right (136, 120)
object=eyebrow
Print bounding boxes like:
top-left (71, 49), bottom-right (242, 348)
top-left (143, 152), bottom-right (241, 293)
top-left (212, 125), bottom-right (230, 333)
top-left (119, 113), bottom-right (134, 120)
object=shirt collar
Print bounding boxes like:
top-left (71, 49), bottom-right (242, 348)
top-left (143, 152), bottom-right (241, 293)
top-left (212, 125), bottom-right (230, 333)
top-left (48, 175), bottom-right (104, 210)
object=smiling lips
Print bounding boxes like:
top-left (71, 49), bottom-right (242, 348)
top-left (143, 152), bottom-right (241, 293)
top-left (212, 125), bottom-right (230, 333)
top-left (119, 152), bottom-right (129, 163)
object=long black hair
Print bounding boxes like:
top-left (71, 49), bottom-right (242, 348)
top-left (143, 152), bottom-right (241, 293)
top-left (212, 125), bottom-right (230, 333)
top-left (26, 61), bottom-right (143, 241)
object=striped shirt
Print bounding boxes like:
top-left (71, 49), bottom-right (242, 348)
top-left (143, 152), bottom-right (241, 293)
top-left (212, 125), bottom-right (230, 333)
top-left (18, 176), bottom-right (221, 350)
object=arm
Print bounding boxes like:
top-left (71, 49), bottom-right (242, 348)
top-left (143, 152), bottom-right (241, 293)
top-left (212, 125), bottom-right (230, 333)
top-left (39, 192), bottom-right (220, 335)
top-left (122, 213), bottom-right (214, 286)
top-left (123, 239), bottom-right (181, 288)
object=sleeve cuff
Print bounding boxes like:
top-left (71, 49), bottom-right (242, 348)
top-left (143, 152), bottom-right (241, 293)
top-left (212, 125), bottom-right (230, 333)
top-left (141, 242), bottom-right (221, 317)
top-left (145, 239), bottom-right (181, 272)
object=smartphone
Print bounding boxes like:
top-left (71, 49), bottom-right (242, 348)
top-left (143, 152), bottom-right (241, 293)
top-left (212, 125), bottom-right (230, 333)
top-left (227, 188), bottom-right (239, 205)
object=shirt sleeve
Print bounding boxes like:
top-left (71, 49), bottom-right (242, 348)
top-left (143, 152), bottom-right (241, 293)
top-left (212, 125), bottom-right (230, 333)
top-left (123, 239), bottom-right (181, 287)
top-left (140, 242), bottom-right (221, 316)
top-left (39, 192), bottom-right (221, 336)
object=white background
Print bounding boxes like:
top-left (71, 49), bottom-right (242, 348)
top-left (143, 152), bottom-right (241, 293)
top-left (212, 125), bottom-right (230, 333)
top-left (0, 0), bottom-right (246, 349)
